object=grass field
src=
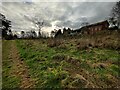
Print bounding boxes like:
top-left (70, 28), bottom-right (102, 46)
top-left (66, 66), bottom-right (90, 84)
top-left (2, 30), bottom-right (120, 88)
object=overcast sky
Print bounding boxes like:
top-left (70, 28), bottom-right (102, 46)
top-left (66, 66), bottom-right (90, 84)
top-left (0, 0), bottom-right (119, 32)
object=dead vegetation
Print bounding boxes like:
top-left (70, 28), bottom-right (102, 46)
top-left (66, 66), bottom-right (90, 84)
top-left (47, 39), bottom-right (63, 48)
top-left (76, 31), bottom-right (120, 50)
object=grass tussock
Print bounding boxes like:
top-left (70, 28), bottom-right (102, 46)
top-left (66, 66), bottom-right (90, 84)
top-left (47, 39), bottom-right (63, 48)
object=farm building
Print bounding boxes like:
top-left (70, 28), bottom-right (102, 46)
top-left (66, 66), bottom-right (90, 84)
top-left (53, 20), bottom-right (110, 38)
top-left (81, 20), bottom-right (109, 34)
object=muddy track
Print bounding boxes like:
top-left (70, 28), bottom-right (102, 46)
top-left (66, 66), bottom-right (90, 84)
top-left (9, 40), bottom-right (35, 88)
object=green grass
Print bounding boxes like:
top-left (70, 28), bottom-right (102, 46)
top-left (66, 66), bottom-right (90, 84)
top-left (3, 30), bottom-right (120, 88)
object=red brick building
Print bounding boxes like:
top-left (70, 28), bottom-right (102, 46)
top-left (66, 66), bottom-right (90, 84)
top-left (81, 20), bottom-right (109, 34)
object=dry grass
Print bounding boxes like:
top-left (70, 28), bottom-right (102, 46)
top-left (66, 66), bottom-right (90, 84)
top-left (47, 39), bottom-right (63, 48)
top-left (76, 31), bottom-right (120, 50)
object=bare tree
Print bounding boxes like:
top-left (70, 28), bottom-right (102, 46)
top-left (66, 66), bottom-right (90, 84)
top-left (35, 21), bottom-right (44, 37)
top-left (81, 22), bottom-right (89, 27)
top-left (111, 1), bottom-right (120, 28)
top-left (24, 15), bottom-right (44, 37)
top-left (80, 17), bottom-right (89, 27)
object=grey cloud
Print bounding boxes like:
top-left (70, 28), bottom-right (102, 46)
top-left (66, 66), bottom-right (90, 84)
top-left (1, 2), bottom-right (116, 32)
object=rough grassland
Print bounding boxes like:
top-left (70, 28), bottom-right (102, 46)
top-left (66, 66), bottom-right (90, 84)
top-left (2, 30), bottom-right (120, 88)
top-left (0, 40), bottom-right (2, 90)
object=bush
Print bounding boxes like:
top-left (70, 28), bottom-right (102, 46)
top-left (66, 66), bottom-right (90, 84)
top-left (4, 35), bottom-right (14, 40)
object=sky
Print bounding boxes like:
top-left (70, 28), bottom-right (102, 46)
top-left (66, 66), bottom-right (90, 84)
top-left (0, 0), bottom-right (119, 33)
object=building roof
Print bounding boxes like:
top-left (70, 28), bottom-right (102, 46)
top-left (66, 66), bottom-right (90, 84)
top-left (85, 20), bottom-right (109, 28)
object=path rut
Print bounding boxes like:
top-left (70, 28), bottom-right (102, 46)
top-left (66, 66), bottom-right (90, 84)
top-left (9, 40), bottom-right (35, 88)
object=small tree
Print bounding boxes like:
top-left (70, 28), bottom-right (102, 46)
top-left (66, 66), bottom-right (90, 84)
top-left (80, 17), bottom-right (89, 27)
top-left (63, 28), bottom-right (67, 35)
top-left (21, 31), bottom-right (25, 38)
top-left (13, 34), bottom-right (18, 39)
top-left (51, 30), bottom-right (56, 38)
top-left (108, 17), bottom-right (118, 29)
top-left (55, 29), bottom-right (62, 38)
top-left (67, 28), bottom-right (72, 34)
top-left (35, 21), bottom-right (44, 38)
top-left (5, 30), bottom-right (14, 40)
top-left (31, 30), bottom-right (37, 38)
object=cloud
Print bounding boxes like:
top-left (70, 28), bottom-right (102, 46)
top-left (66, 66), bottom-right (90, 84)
top-left (1, 1), bottom-right (117, 32)
top-left (1, 0), bottom-right (119, 2)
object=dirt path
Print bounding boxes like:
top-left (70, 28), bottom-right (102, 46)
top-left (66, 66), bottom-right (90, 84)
top-left (9, 40), bottom-right (35, 88)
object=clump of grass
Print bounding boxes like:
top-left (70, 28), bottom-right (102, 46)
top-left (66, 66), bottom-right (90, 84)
top-left (61, 74), bottom-right (87, 88)
top-left (35, 68), bottom-right (69, 88)
top-left (52, 54), bottom-right (81, 66)
top-left (47, 39), bottom-right (62, 48)
top-left (76, 39), bottom-right (93, 50)
top-left (108, 64), bottom-right (119, 77)
top-left (57, 44), bottom-right (67, 50)
top-left (92, 63), bottom-right (108, 69)
top-left (2, 75), bottom-right (20, 88)
top-left (25, 40), bottom-right (33, 47)
top-left (52, 53), bottom-right (67, 62)
top-left (65, 57), bottom-right (80, 66)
